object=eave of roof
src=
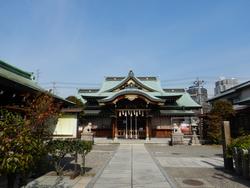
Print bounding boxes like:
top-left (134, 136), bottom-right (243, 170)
top-left (235, 97), bottom-right (250, 105)
top-left (61, 108), bottom-right (83, 113)
top-left (208, 80), bottom-right (250, 102)
top-left (160, 110), bottom-right (195, 115)
top-left (0, 61), bottom-right (74, 106)
top-left (0, 60), bottom-right (33, 79)
top-left (98, 88), bottom-right (165, 103)
top-left (79, 91), bottom-right (183, 98)
top-left (84, 110), bottom-right (101, 115)
top-left (0, 66), bottom-right (46, 93)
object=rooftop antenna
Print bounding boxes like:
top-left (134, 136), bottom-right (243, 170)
top-left (36, 69), bottom-right (40, 84)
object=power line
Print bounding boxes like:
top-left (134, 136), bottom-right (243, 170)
top-left (40, 82), bottom-right (100, 86)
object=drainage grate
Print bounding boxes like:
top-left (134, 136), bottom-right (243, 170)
top-left (182, 179), bottom-right (204, 186)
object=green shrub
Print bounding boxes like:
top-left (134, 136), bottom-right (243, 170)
top-left (227, 135), bottom-right (250, 157)
top-left (46, 139), bottom-right (92, 176)
top-left (205, 100), bottom-right (235, 144)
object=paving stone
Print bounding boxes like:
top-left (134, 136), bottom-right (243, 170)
top-left (91, 144), bottom-right (172, 188)
top-left (146, 144), bottom-right (250, 188)
top-left (156, 157), bottom-right (223, 168)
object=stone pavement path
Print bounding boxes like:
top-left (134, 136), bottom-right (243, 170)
top-left (91, 144), bottom-right (172, 188)
top-left (146, 145), bottom-right (250, 188)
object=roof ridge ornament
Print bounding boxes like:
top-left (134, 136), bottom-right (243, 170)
top-left (128, 70), bottom-right (134, 77)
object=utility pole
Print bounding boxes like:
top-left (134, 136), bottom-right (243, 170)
top-left (193, 78), bottom-right (204, 107)
top-left (193, 78), bottom-right (204, 140)
top-left (52, 82), bottom-right (57, 95)
top-left (36, 69), bottom-right (40, 84)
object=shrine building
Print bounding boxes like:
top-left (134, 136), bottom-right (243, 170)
top-left (79, 71), bottom-right (200, 140)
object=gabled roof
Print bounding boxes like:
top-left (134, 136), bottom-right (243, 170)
top-left (98, 88), bottom-right (165, 103)
top-left (99, 70), bottom-right (163, 93)
top-left (79, 70), bottom-right (200, 108)
top-left (104, 70), bottom-right (156, 92)
top-left (208, 80), bottom-right (250, 102)
top-left (176, 93), bottom-right (201, 108)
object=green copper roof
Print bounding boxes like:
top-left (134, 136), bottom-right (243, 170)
top-left (176, 93), bottom-right (201, 108)
top-left (0, 62), bottom-right (45, 92)
top-left (98, 88), bottom-right (165, 103)
top-left (0, 60), bottom-right (74, 105)
top-left (97, 71), bottom-right (164, 93)
top-left (0, 60), bottom-right (33, 80)
top-left (99, 78), bottom-right (164, 93)
top-left (105, 71), bottom-right (157, 92)
top-left (79, 70), bottom-right (200, 108)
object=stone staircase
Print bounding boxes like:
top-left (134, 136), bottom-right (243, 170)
top-left (94, 137), bottom-right (192, 145)
top-left (94, 137), bottom-right (171, 144)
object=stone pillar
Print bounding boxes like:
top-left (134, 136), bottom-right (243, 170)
top-left (130, 115), bottom-right (133, 139)
top-left (148, 115), bottom-right (152, 140)
top-left (199, 114), bottom-right (204, 141)
top-left (135, 116), bottom-right (138, 139)
top-left (112, 118), bottom-right (115, 139)
top-left (125, 115), bottom-right (128, 139)
top-left (115, 117), bottom-right (118, 140)
top-left (222, 121), bottom-right (233, 170)
top-left (146, 115), bottom-right (150, 141)
top-left (111, 115), bottom-right (117, 140)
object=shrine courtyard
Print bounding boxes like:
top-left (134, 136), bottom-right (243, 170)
top-left (24, 143), bottom-right (250, 188)
top-left (85, 143), bottom-right (250, 188)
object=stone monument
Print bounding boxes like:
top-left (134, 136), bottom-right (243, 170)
top-left (171, 123), bottom-right (184, 145)
top-left (81, 122), bottom-right (94, 142)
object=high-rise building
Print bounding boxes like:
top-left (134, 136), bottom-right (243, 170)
top-left (214, 78), bottom-right (238, 96)
top-left (187, 86), bottom-right (208, 106)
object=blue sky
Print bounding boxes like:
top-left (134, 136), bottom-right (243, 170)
top-left (0, 0), bottom-right (250, 97)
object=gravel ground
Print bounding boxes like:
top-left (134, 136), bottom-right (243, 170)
top-left (146, 144), bottom-right (250, 188)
